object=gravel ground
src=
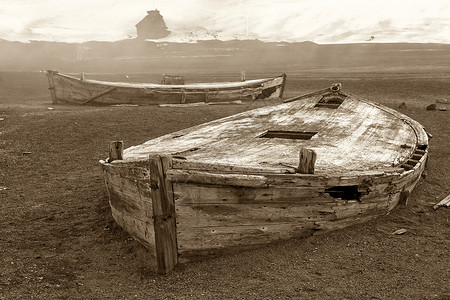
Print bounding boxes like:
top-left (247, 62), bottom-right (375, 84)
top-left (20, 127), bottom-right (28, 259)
top-left (1, 72), bottom-right (449, 299)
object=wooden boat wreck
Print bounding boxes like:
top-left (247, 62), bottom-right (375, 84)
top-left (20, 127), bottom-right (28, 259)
top-left (45, 70), bottom-right (286, 105)
top-left (100, 83), bottom-right (429, 273)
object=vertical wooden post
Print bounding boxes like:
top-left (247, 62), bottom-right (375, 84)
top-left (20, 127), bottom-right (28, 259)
top-left (108, 141), bottom-right (123, 162)
top-left (205, 89), bottom-right (209, 103)
top-left (80, 72), bottom-right (86, 82)
top-left (149, 154), bottom-right (178, 274)
top-left (241, 70), bottom-right (246, 82)
top-left (297, 148), bottom-right (317, 174)
top-left (180, 89), bottom-right (186, 104)
top-left (46, 70), bottom-right (58, 104)
top-left (279, 73), bottom-right (287, 98)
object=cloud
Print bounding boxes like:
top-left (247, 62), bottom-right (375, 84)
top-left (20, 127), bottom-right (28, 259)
top-left (0, 0), bottom-right (449, 43)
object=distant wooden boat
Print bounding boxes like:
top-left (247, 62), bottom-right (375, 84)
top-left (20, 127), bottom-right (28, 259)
top-left (45, 70), bottom-right (287, 105)
top-left (100, 83), bottom-right (428, 274)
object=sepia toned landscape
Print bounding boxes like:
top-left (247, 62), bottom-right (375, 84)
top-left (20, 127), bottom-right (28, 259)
top-left (1, 48), bottom-right (449, 298)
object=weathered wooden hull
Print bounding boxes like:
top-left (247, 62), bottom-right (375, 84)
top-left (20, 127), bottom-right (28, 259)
top-left (46, 71), bottom-right (287, 105)
top-left (99, 84), bottom-right (428, 272)
top-left (101, 155), bottom-right (427, 261)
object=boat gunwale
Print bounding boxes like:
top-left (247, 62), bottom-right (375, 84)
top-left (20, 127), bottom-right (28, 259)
top-left (49, 71), bottom-right (286, 91)
top-left (100, 150), bottom-right (427, 184)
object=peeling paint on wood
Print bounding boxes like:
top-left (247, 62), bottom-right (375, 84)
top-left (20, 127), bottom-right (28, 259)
top-left (99, 84), bottom-right (428, 271)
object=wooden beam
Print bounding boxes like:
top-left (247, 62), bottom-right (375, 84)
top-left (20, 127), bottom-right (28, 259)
top-left (46, 70), bottom-right (58, 104)
top-left (108, 141), bottom-right (123, 162)
top-left (205, 89), bottom-right (209, 103)
top-left (82, 86), bottom-right (117, 105)
top-left (433, 194), bottom-right (450, 210)
top-left (149, 155), bottom-right (178, 274)
top-left (167, 169), bottom-right (268, 188)
top-left (297, 148), bottom-right (317, 174)
top-left (279, 73), bottom-right (287, 98)
top-left (180, 89), bottom-right (186, 104)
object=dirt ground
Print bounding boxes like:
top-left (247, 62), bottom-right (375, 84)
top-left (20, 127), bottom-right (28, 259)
top-left (0, 72), bottom-right (449, 299)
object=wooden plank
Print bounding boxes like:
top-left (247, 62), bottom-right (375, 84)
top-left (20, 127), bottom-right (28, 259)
top-left (101, 161), bottom-right (155, 250)
top-left (174, 183), bottom-right (326, 205)
top-left (167, 168), bottom-right (398, 188)
top-left (175, 203), bottom-right (337, 227)
top-left (313, 211), bottom-right (383, 231)
top-left (172, 159), bottom-right (296, 174)
top-left (108, 141), bottom-right (123, 162)
top-left (167, 169), bottom-right (268, 187)
top-left (433, 194), bottom-right (450, 210)
top-left (174, 181), bottom-right (393, 206)
top-left (105, 182), bottom-right (152, 220)
top-left (110, 206), bottom-right (156, 255)
top-left (149, 155), bottom-right (178, 274)
top-left (175, 200), bottom-right (386, 228)
top-left (82, 86), bottom-right (117, 105)
top-left (297, 148), bottom-right (317, 174)
top-left (177, 222), bottom-right (317, 261)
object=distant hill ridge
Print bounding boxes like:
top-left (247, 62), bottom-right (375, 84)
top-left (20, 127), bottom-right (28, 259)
top-left (0, 38), bottom-right (449, 74)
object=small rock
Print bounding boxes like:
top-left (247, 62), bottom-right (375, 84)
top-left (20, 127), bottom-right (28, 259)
top-left (426, 104), bottom-right (436, 110)
top-left (48, 107), bottom-right (54, 110)
top-left (0, 118), bottom-right (4, 121)
top-left (439, 107), bottom-right (447, 111)
top-left (398, 102), bottom-right (407, 109)
top-left (392, 228), bottom-right (407, 235)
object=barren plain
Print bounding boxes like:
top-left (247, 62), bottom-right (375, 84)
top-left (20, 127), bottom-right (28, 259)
top-left (1, 70), bottom-right (449, 299)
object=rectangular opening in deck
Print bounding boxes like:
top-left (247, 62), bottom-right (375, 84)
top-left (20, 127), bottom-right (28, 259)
top-left (314, 94), bottom-right (347, 109)
top-left (259, 130), bottom-right (318, 140)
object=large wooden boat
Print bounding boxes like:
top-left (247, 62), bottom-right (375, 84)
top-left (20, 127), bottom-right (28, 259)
top-left (45, 70), bottom-right (287, 105)
top-left (100, 83), bottom-right (428, 273)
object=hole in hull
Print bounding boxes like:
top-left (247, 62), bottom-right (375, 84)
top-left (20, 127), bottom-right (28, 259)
top-left (325, 185), bottom-right (362, 201)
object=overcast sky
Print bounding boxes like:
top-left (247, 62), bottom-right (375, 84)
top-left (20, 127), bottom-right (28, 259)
top-left (1, 0), bottom-right (449, 43)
